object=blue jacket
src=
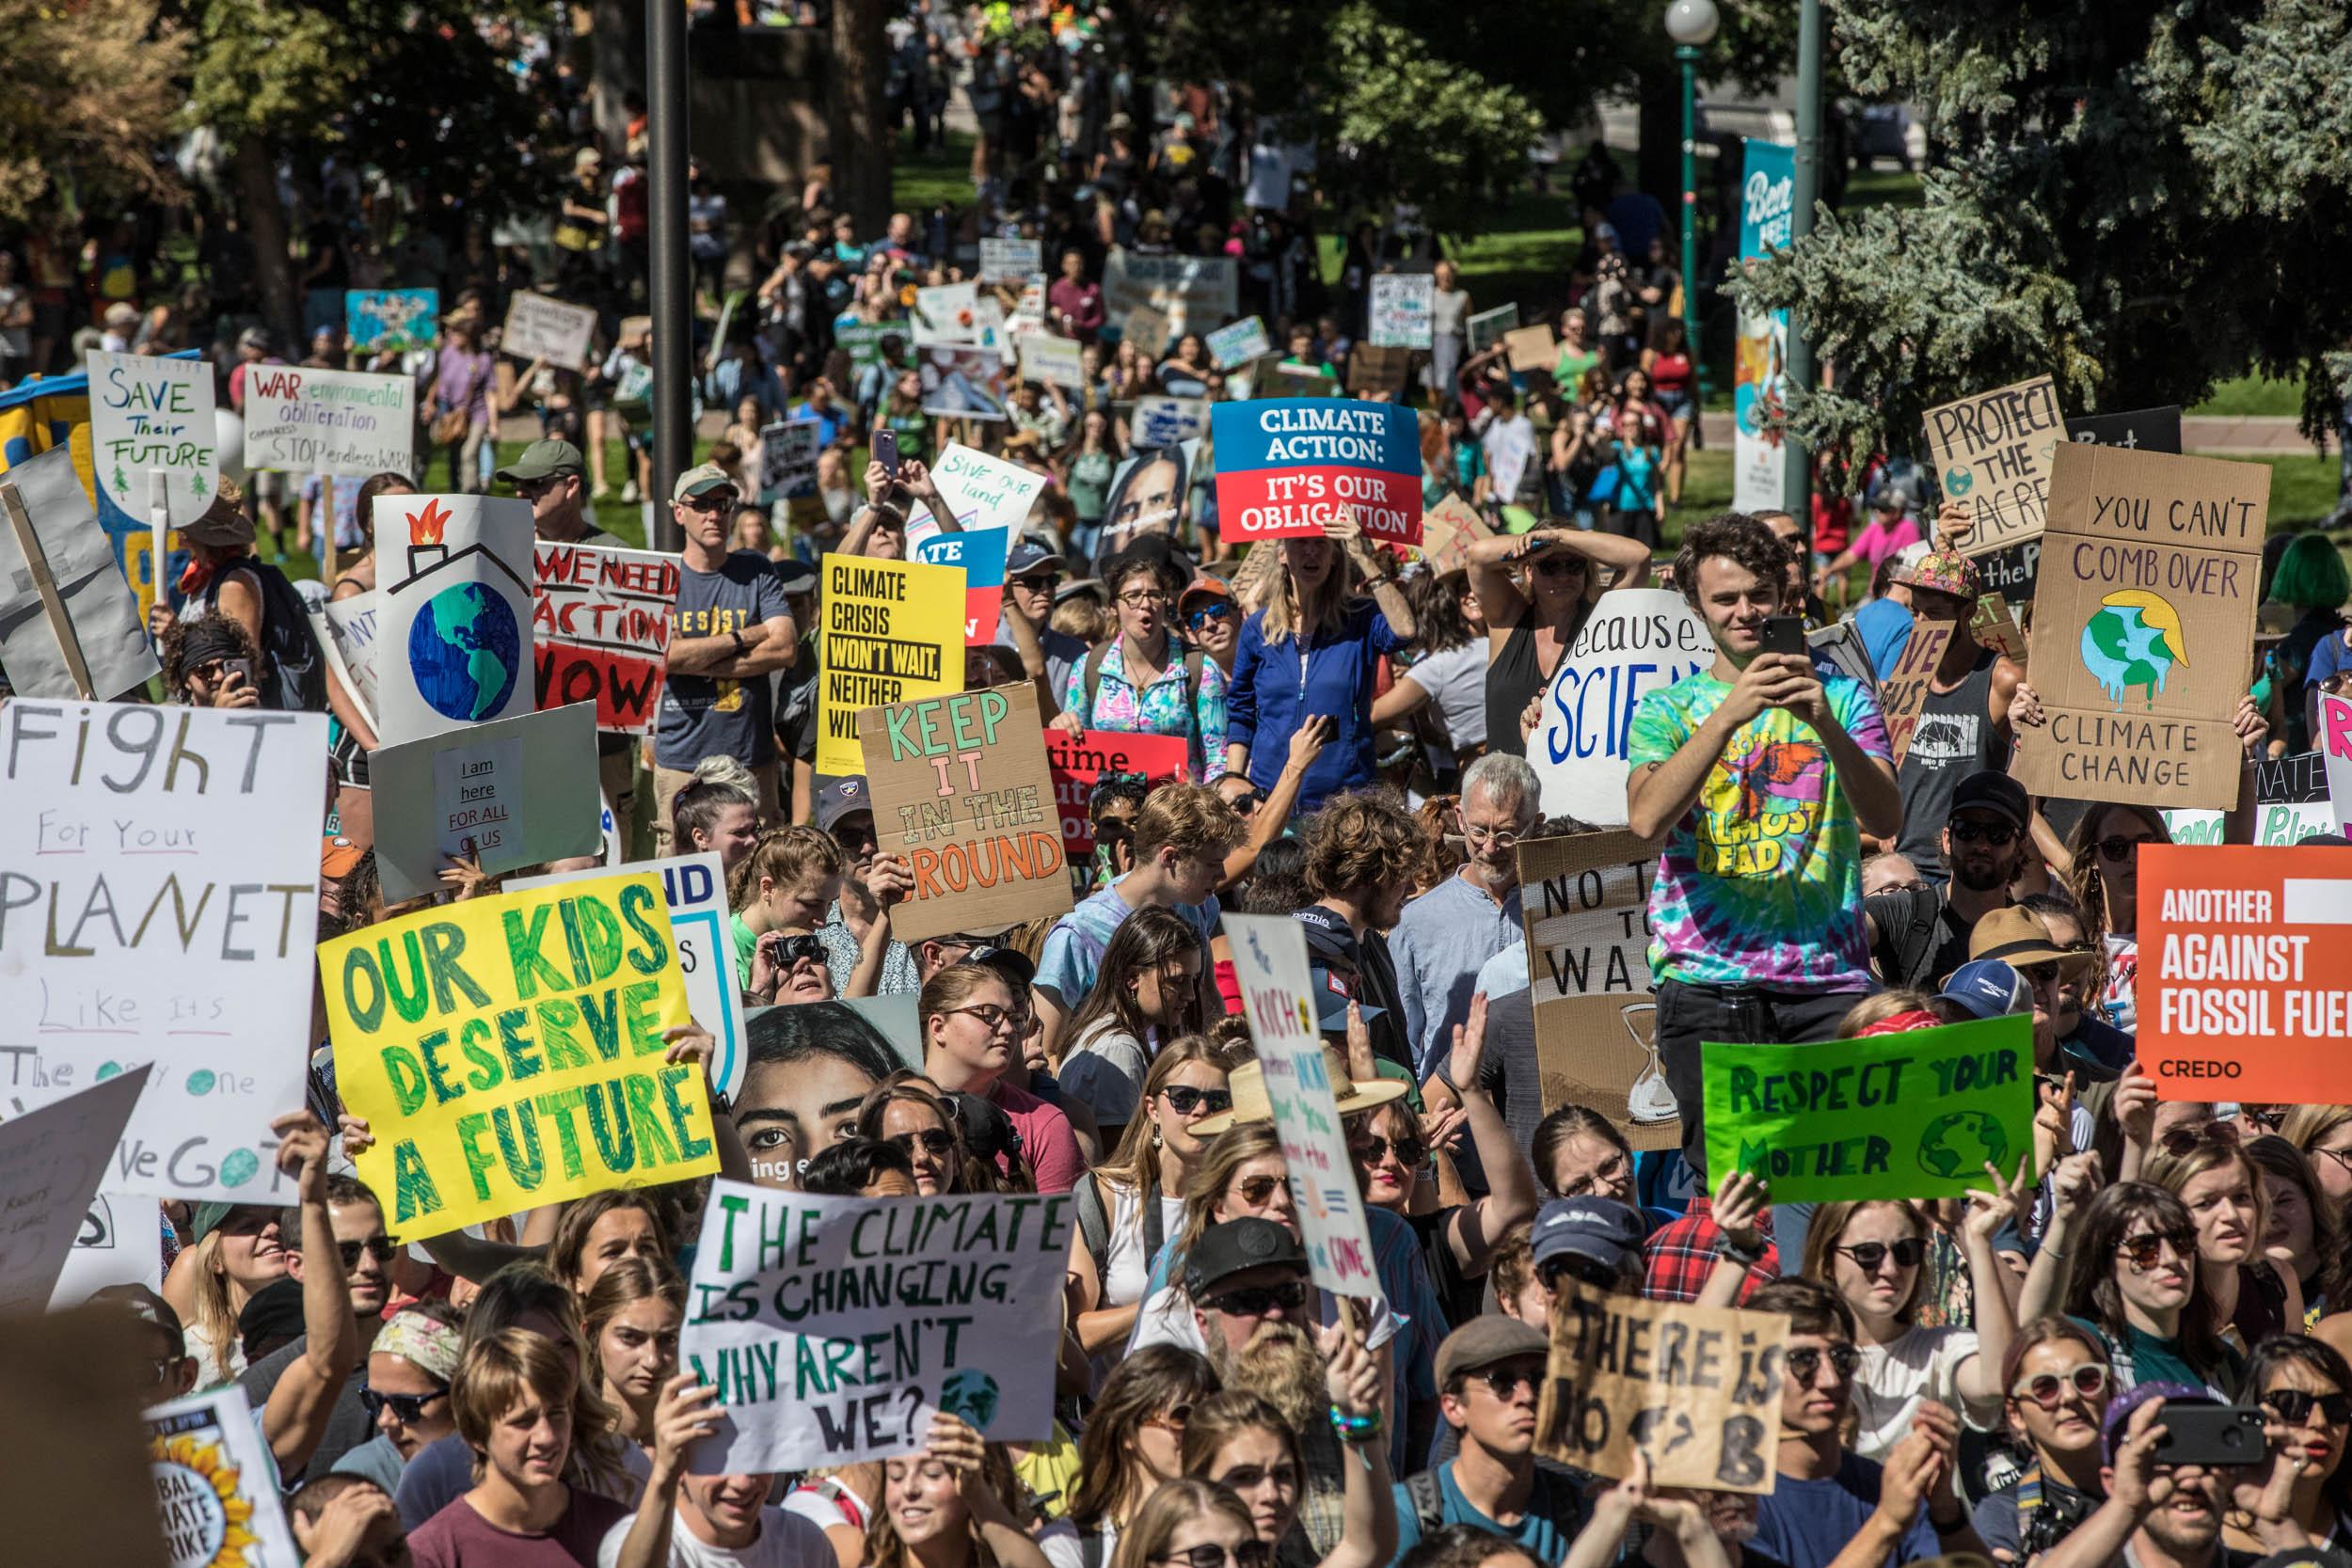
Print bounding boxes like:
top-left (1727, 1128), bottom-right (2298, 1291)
top-left (1227, 598), bottom-right (1408, 811)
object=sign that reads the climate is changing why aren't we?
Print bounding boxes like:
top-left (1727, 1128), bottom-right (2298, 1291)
top-left (1211, 398), bottom-right (1422, 547)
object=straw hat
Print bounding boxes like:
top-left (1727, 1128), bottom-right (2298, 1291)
top-left (1192, 1046), bottom-right (1408, 1137)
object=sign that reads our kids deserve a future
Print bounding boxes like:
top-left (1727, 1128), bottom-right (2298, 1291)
top-left (323, 874), bottom-right (715, 1236)
top-left (1212, 399), bottom-right (1422, 546)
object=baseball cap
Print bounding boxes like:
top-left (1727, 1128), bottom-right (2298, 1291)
top-left (497, 438), bottom-right (588, 485)
top-left (1947, 770), bottom-right (2028, 830)
top-left (1184, 1217), bottom-right (1308, 1299)
top-left (1308, 964), bottom-right (1385, 1032)
top-left (238, 325), bottom-right (273, 352)
top-left (1910, 548), bottom-right (1980, 599)
top-left (1969, 908), bottom-right (2094, 975)
top-left (1007, 542), bottom-right (1066, 578)
top-left (321, 835), bottom-right (365, 881)
top-left (2103, 1380), bottom-right (2218, 1465)
top-left (1940, 958), bottom-right (2031, 1021)
top-left (774, 559), bottom-right (818, 596)
top-left (1434, 1315), bottom-right (1549, 1387)
top-left (1890, 542), bottom-right (1932, 584)
top-left (103, 302), bottom-right (139, 328)
top-left (671, 462), bottom-right (738, 503)
top-left (817, 776), bottom-right (872, 832)
top-left (1530, 1196), bottom-right (1648, 1278)
top-left (1179, 576), bottom-right (1233, 617)
top-left (948, 1091), bottom-right (1023, 1166)
top-left (970, 944), bottom-right (1038, 990)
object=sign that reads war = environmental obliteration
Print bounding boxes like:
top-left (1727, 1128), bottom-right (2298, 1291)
top-left (1211, 398), bottom-right (1422, 547)
top-left (532, 540), bottom-right (679, 734)
top-left (1924, 375), bottom-right (2064, 563)
top-left (1530, 589), bottom-right (1711, 827)
top-left (681, 1180), bottom-right (1073, 1470)
top-left (240, 364), bottom-right (415, 477)
top-left (2010, 444), bottom-right (2267, 811)
top-left (322, 873), bottom-right (716, 1236)
top-left (816, 554), bottom-right (965, 777)
top-left (1518, 832), bottom-right (1676, 1151)
top-left (1702, 1014), bottom-right (2035, 1204)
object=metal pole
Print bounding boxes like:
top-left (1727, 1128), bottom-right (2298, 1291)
top-left (1677, 42), bottom-right (1706, 404)
top-left (1780, 0), bottom-right (1823, 526)
top-left (646, 0), bottom-right (691, 551)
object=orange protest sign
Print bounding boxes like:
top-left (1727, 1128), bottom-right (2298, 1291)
top-left (2136, 844), bottom-right (2352, 1101)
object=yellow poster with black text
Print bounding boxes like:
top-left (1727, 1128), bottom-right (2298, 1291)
top-left (816, 553), bottom-right (965, 776)
top-left (322, 873), bottom-right (714, 1235)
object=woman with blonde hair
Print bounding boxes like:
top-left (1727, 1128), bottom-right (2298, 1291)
top-left (1105, 1480), bottom-right (1266, 1568)
top-left (580, 1256), bottom-right (687, 1497)
top-left (1182, 1378), bottom-right (1397, 1568)
top-left (866, 1415), bottom-right (1051, 1568)
top-left (1065, 1346), bottom-right (1221, 1563)
top-left (170, 1202), bottom-right (294, 1387)
top-left (2285, 1103), bottom-right (2352, 1225)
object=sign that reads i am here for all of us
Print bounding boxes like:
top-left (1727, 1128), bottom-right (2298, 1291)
top-left (1210, 398), bottom-right (1422, 546)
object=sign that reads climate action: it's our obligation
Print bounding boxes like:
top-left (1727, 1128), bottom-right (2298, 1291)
top-left (1211, 398), bottom-right (1421, 547)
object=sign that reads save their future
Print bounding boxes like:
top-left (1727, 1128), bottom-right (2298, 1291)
top-left (2010, 444), bottom-right (2267, 810)
top-left (240, 365), bottom-right (415, 476)
top-left (1529, 589), bottom-right (1711, 826)
top-left (1534, 1280), bottom-right (1787, 1494)
top-left (681, 1180), bottom-right (1073, 1470)
top-left (1518, 833), bottom-right (1676, 1152)
top-left (1211, 398), bottom-right (1422, 547)
top-left (1924, 376), bottom-right (2064, 559)
top-left (1703, 1014), bottom-right (2034, 1203)
top-left (86, 350), bottom-right (219, 526)
top-left (322, 873), bottom-right (715, 1236)
top-left (816, 554), bottom-right (964, 777)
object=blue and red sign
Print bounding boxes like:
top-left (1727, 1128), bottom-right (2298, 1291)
top-left (1211, 399), bottom-right (1422, 546)
top-left (914, 525), bottom-right (1010, 645)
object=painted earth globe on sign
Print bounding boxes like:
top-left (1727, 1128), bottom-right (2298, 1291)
top-left (2079, 588), bottom-right (2187, 710)
top-left (408, 580), bottom-right (521, 721)
top-left (1915, 1110), bottom-right (2009, 1181)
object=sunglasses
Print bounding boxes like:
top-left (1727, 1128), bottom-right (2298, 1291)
top-left (2097, 834), bottom-right (2154, 863)
top-left (2264, 1389), bottom-right (2352, 1427)
top-left (1784, 1343), bottom-right (1864, 1385)
top-left (1533, 555), bottom-right (1586, 578)
top-left (339, 1235), bottom-right (399, 1270)
top-left (2011, 1363), bottom-right (2110, 1409)
top-left (1474, 1364), bottom-right (1542, 1400)
top-left (1232, 1173), bottom-right (1287, 1207)
top-left (1185, 603), bottom-right (1234, 629)
top-left (1162, 1085), bottom-right (1233, 1117)
top-left (1207, 1280), bottom-right (1308, 1317)
top-left (680, 491), bottom-right (738, 514)
top-left (1155, 1545), bottom-right (1273, 1568)
top-left (1144, 1402), bottom-right (1194, 1432)
top-left (1540, 1255), bottom-right (1623, 1292)
top-left (1220, 787), bottom-right (1263, 811)
top-left (1834, 1238), bottom-right (1926, 1273)
top-left (887, 1128), bottom-right (958, 1159)
top-left (360, 1385), bottom-right (449, 1425)
top-left (1351, 1132), bottom-right (1428, 1168)
top-left (2157, 1121), bottom-right (2238, 1159)
top-left (2020, 960), bottom-right (2062, 987)
top-left (1949, 819), bottom-right (2019, 846)
top-left (1014, 573), bottom-right (1063, 594)
top-left (2115, 1227), bottom-right (2199, 1271)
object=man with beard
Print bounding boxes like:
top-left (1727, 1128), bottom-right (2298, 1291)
top-left (238, 1169), bottom-right (387, 1482)
top-left (1864, 771), bottom-right (2032, 992)
top-left (1388, 1317), bottom-right (1585, 1560)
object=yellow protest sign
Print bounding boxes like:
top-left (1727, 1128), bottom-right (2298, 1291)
top-left (815, 552), bottom-right (964, 776)
top-left (322, 873), bottom-right (715, 1235)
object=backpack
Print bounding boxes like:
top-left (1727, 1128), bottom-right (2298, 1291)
top-left (1072, 1171), bottom-right (1165, 1297)
top-left (1403, 1470), bottom-right (1448, 1539)
top-left (1079, 641), bottom-right (1202, 728)
top-left (232, 561), bottom-right (330, 713)
top-left (1867, 885), bottom-right (1946, 992)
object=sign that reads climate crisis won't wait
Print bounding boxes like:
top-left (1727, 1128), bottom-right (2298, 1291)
top-left (1211, 398), bottom-right (1422, 546)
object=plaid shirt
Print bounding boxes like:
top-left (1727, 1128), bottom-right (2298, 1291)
top-left (1643, 1196), bottom-right (1780, 1303)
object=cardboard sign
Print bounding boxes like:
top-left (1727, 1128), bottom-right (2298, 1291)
top-left (532, 540), bottom-right (678, 734)
top-left (919, 345), bottom-right (1009, 421)
top-left (2009, 445), bottom-right (2267, 810)
top-left (858, 685), bottom-right (1071, 943)
top-left (1222, 914), bottom-right (1382, 1296)
top-left (2067, 406), bottom-right (2183, 455)
top-left (977, 237), bottom-right (1042, 281)
top-left (1345, 344), bottom-right (1415, 399)
top-left (1016, 334), bottom-right (1085, 389)
top-left (343, 288), bottom-right (438, 352)
top-left (913, 527), bottom-right (1010, 646)
top-left (1534, 1280), bottom-right (1787, 1493)
top-left (148, 1384), bottom-right (300, 1568)
top-left (376, 492), bottom-right (537, 746)
top-left (1529, 590), bottom-right (1713, 826)
top-left (1807, 620), bottom-right (1875, 691)
top-left (1468, 304), bottom-right (1520, 356)
top-left (1975, 538), bottom-right (2043, 602)
top-left (1502, 325), bottom-right (1558, 374)
top-left (681, 1181), bottom-right (1071, 1469)
top-left (1970, 594), bottom-right (2028, 664)
top-left (3, 701), bottom-right (324, 1202)
top-left (1518, 833), bottom-right (1677, 1151)
top-left (1103, 249), bottom-right (1237, 341)
top-left (86, 350), bottom-right (218, 527)
top-left (370, 700), bottom-right (601, 903)
top-left (324, 873), bottom-right (712, 1233)
top-left (0, 1068), bottom-right (149, 1314)
top-left (1702, 1014), bottom-right (2035, 1202)
top-left (1876, 617), bottom-right (1958, 765)
top-left (240, 364), bottom-right (415, 476)
top-left (1134, 396), bottom-right (1212, 447)
top-left (1211, 398), bottom-right (1422, 547)
top-left (1207, 317), bottom-right (1272, 369)
top-left (1368, 274), bottom-right (1436, 349)
top-left (1043, 729), bottom-right (1191, 866)
top-left (815, 554), bottom-right (965, 776)
top-left (0, 444), bottom-right (159, 700)
top-left (758, 420), bottom-right (820, 500)
top-left (500, 292), bottom-right (598, 372)
top-left (1734, 138), bottom-right (1795, 513)
top-left (1924, 376), bottom-right (2064, 559)
top-left (1419, 493), bottom-right (1493, 578)
top-left (2166, 751), bottom-right (2338, 847)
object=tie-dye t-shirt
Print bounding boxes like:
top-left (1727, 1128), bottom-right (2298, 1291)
top-left (1627, 670), bottom-right (1891, 990)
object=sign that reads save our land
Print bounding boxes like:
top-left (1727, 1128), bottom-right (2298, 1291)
top-left (682, 1180), bottom-right (1073, 1470)
top-left (1702, 1014), bottom-right (2034, 1203)
top-left (1211, 398), bottom-right (1421, 546)
top-left (1529, 589), bottom-right (1710, 826)
top-left (1924, 376), bottom-right (2064, 562)
top-left (323, 873), bottom-right (715, 1236)
top-left (2010, 445), bottom-right (2267, 810)
top-left (2, 701), bottom-right (326, 1202)
top-left (240, 365), bottom-right (415, 476)
top-left (377, 493), bottom-right (538, 748)
top-left (1518, 833), bottom-right (1676, 1151)
top-left (532, 540), bottom-right (679, 734)
top-left (1534, 1280), bottom-right (1787, 1494)
top-left (816, 554), bottom-right (964, 777)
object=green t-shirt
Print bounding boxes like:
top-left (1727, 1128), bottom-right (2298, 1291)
top-left (729, 911), bottom-right (757, 990)
top-left (1554, 346), bottom-right (1600, 388)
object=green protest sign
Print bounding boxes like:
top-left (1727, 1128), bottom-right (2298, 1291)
top-left (1702, 1015), bottom-right (2034, 1202)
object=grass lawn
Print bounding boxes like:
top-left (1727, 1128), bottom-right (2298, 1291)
top-left (893, 133), bottom-right (979, 214)
top-left (2189, 373), bottom-right (2302, 420)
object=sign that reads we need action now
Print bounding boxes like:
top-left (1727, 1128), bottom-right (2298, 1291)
top-left (1211, 399), bottom-right (1421, 546)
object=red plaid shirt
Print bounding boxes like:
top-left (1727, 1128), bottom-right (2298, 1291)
top-left (1643, 1195), bottom-right (1780, 1303)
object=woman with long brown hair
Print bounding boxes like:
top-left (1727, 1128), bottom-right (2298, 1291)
top-left (2146, 1130), bottom-right (2297, 1349)
top-left (1182, 1380), bottom-right (1397, 1568)
top-left (866, 1415), bottom-right (1051, 1568)
top-left (1463, 515), bottom-right (1648, 760)
top-left (858, 1076), bottom-right (990, 1196)
top-left (1065, 1347), bottom-right (1220, 1563)
top-left (580, 1256), bottom-right (688, 1497)
top-left (1104, 1481), bottom-right (1263, 1568)
top-left (1055, 909), bottom-right (1208, 1148)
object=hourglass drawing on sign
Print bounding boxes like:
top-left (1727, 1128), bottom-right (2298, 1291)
top-left (1622, 1002), bottom-right (1677, 1125)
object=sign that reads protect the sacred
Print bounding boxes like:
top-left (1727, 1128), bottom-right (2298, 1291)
top-left (2010, 444), bottom-right (2266, 810)
top-left (1924, 376), bottom-right (2064, 559)
top-left (1210, 398), bottom-right (1421, 546)
top-left (1518, 832), bottom-right (1676, 1151)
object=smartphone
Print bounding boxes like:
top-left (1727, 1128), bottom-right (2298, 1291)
top-left (874, 428), bottom-right (901, 478)
top-left (223, 657), bottom-right (254, 688)
top-left (1759, 615), bottom-right (1806, 659)
top-left (2153, 1405), bottom-right (2268, 1468)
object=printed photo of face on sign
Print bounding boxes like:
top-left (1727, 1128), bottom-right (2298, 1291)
top-left (1092, 442), bottom-right (1194, 576)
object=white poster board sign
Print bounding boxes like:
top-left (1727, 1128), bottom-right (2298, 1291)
top-left (323, 595), bottom-right (381, 717)
top-left (0, 1068), bottom-right (149, 1314)
top-left (1016, 335), bottom-right (1085, 389)
top-left (374, 492), bottom-right (537, 747)
top-left (370, 701), bottom-right (601, 904)
top-left (1206, 317), bottom-right (1273, 370)
top-left (1368, 274), bottom-right (1436, 349)
top-left (500, 293), bottom-right (599, 372)
top-left (908, 442), bottom-right (1050, 542)
top-left (86, 350), bottom-right (219, 526)
top-left (978, 238), bottom-right (1042, 281)
top-left (148, 1384), bottom-right (301, 1568)
top-left (1530, 589), bottom-right (1713, 825)
top-left (758, 420), bottom-right (821, 500)
top-left (0, 444), bottom-right (160, 701)
top-left (51, 1191), bottom-right (164, 1308)
top-left (240, 365), bottom-right (415, 476)
top-left (1133, 397), bottom-right (1212, 448)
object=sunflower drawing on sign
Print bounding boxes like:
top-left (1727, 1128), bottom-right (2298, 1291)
top-left (151, 1427), bottom-right (262, 1568)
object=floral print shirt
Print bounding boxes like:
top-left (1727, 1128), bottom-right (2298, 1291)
top-left (1061, 637), bottom-right (1228, 782)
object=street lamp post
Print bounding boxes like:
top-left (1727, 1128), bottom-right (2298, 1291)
top-left (1665, 0), bottom-right (1719, 404)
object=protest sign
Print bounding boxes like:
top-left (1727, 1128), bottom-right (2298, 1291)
top-left (1345, 344), bottom-right (1414, 399)
top-left (1924, 376), bottom-right (2064, 561)
top-left (816, 554), bottom-right (965, 776)
top-left (1222, 914), bottom-right (1382, 1296)
top-left (52, 1190), bottom-right (164, 1308)
top-left (0, 1068), bottom-right (148, 1314)
top-left (149, 1383), bottom-right (299, 1568)
top-left (913, 527), bottom-right (1011, 646)
top-left (2165, 751), bottom-right (2337, 846)
top-left (1103, 249), bottom-right (1237, 341)
top-left (977, 237), bottom-right (1042, 281)
top-left (1043, 729), bottom-right (1190, 866)
top-left (1502, 325), bottom-right (1557, 374)
top-left (239, 365), bottom-right (414, 476)
top-left (343, 288), bottom-right (439, 352)
top-left (322, 595), bottom-right (381, 718)
top-left (1529, 589), bottom-right (1712, 825)
top-left (1269, 363), bottom-right (1342, 399)
top-left (2, 701), bottom-right (324, 1201)
top-left (1211, 398), bottom-right (1421, 547)
top-left (1876, 617), bottom-right (1958, 765)
top-left (2328, 698), bottom-right (2352, 832)
top-left (1969, 594), bottom-right (2028, 664)
top-left (1016, 334), bottom-right (1084, 389)
top-left (911, 442), bottom-right (1050, 539)
top-left (2010, 445), bottom-right (2266, 810)
top-left (1534, 1279), bottom-right (1786, 1492)
top-left (375, 492), bottom-right (537, 747)
top-left (1419, 493), bottom-right (1493, 578)
top-left (1368, 274), bottom-right (1436, 349)
top-left (914, 283), bottom-right (995, 348)
top-left (1468, 303), bottom-right (1520, 356)
top-left (500, 292), bottom-right (598, 372)
top-left (757, 420), bottom-right (820, 501)
top-left (2068, 406), bottom-right (2183, 455)
top-left (1702, 1014), bottom-right (2035, 1202)
top-left (1975, 537), bottom-right (2043, 602)
top-left (1207, 316), bottom-right (1272, 369)
top-left (1518, 833), bottom-right (1677, 1150)
top-left (0, 444), bottom-right (159, 700)
top-left (1807, 620), bottom-right (1875, 691)
top-left (371, 700), bottom-right (601, 903)
top-left (1133, 395), bottom-right (1212, 447)
top-left (680, 1180), bottom-right (1071, 1470)
top-left (531, 539), bottom-right (678, 734)
top-left (859, 685), bottom-right (1071, 943)
top-left (834, 321), bottom-right (908, 377)
top-left (86, 350), bottom-right (219, 527)
top-left (1733, 139), bottom-right (1795, 512)
top-left (324, 872), bottom-right (712, 1233)
top-left (919, 345), bottom-right (1009, 420)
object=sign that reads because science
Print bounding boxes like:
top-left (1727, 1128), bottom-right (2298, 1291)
top-left (1529, 589), bottom-right (1711, 826)
top-left (681, 1180), bottom-right (1073, 1470)
top-left (1211, 398), bottom-right (1422, 547)
top-left (815, 554), bottom-right (964, 777)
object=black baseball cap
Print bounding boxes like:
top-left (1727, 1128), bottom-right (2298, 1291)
top-left (1184, 1217), bottom-right (1307, 1299)
top-left (1947, 770), bottom-right (2028, 830)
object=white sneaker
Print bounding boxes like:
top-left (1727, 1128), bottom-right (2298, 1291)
top-left (621, 482), bottom-right (641, 503)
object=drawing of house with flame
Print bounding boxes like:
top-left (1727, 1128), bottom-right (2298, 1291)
top-left (382, 495), bottom-right (537, 738)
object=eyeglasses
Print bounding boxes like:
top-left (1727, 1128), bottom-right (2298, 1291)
top-left (2264, 1389), bottom-right (2352, 1428)
top-left (2313, 1146), bottom-right (2352, 1177)
top-left (1155, 1544), bottom-right (1273, 1568)
top-left (2020, 960), bottom-right (2062, 988)
top-left (2115, 1227), bottom-right (2199, 1271)
top-left (1350, 1132), bottom-right (1428, 1169)
top-left (2010, 1363), bottom-right (2110, 1409)
top-left (1475, 1364), bottom-right (1542, 1400)
top-left (945, 1003), bottom-right (1032, 1036)
top-left (1784, 1343), bottom-right (1863, 1386)
top-left (1207, 1281), bottom-right (1308, 1317)
top-left (1949, 819), bottom-right (2019, 846)
top-left (888, 1128), bottom-right (958, 1159)
top-left (1162, 1085), bottom-right (1233, 1117)
top-left (2157, 1120), bottom-right (2238, 1159)
top-left (1834, 1238), bottom-right (1926, 1273)
top-left (1185, 604), bottom-right (1234, 629)
top-left (339, 1235), bottom-right (398, 1270)
top-left (1232, 1173), bottom-right (1287, 1207)
top-left (1533, 555), bottom-right (1586, 578)
top-left (360, 1385), bottom-right (449, 1425)
top-left (2097, 834), bottom-right (2154, 863)
top-left (1118, 591), bottom-right (1170, 608)
top-left (1461, 821), bottom-right (1523, 850)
